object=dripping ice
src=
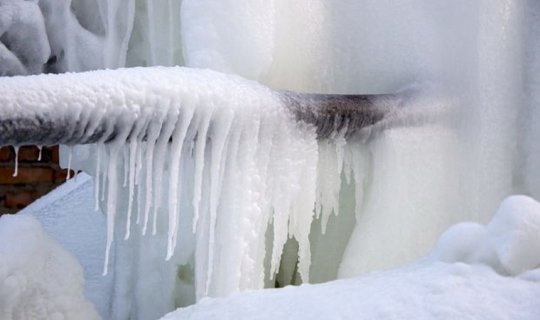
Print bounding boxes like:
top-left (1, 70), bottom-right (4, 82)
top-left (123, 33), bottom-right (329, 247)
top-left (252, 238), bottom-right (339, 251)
top-left (41, 66), bottom-right (368, 296)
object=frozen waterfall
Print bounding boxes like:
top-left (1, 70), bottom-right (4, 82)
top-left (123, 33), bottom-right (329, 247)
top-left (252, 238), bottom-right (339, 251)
top-left (0, 0), bottom-right (539, 319)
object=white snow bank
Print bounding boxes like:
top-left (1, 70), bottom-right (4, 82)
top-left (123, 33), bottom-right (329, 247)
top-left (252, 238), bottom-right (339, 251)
top-left (433, 195), bottom-right (540, 276)
top-left (0, 214), bottom-right (100, 320)
top-left (20, 173), bottom-right (113, 320)
top-left (161, 262), bottom-right (540, 320)
top-left (161, 195), bottom-right (540, 320)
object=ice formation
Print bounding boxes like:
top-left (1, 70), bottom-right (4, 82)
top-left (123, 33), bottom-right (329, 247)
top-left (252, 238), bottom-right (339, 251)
top-left (0, 0), bottom-right (540, 318)
top-left (0, 65), bottom-right (323, 291)
top-left (0, 214), bottom-right (100, 320)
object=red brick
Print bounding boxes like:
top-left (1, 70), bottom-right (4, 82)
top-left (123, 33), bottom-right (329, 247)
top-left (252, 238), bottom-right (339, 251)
top-left (0, 167), bottom-right (54, 184)
top-left (51, 145), bottom-right (60, 164)
top-left (55, 169), bottom-right (76, 183)
top-left (17, 146), bottom-right (41, 162)
top-left (5, 191), bottom-right (34, 209)
top-left (0, 147), bottom-right (12, 162)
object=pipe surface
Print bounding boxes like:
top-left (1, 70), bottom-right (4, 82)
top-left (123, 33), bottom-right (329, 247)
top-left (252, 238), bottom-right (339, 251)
top-left (0, 67), bottom-right (403, 145)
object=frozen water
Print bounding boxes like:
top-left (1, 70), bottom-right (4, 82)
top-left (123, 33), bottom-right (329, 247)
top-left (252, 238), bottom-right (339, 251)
top-left (0, 214), bottom-right (100, 320)
top-left (1, 0), bottom-right (540, 318)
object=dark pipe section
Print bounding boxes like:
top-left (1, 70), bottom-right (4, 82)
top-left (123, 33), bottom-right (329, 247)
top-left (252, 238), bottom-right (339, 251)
top-left (280, 91), bottom-right (403, 139)
top-left (0, 91), bottom-right (401, 146)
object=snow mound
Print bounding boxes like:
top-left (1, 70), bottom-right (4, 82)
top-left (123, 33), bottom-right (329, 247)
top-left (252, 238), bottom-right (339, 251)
top-left (160, 195), bottom-right (540, 319)
top-left (432, 195), bottom-right (540, 275)
top-left (0, 214), bottom-right (100, 320)
top-left (160, 261), bottom-right (540, 320)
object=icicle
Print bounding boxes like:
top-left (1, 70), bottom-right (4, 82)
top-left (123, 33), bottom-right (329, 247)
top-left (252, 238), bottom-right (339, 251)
top-left (142, 117), bottom-right (164, 236)
top-left (123, 146), bottom-right (129, 187)
top-left (66, 146), bottom-right (73, 180)
top-left (12, 146), bottom-right (19, 177)
top-left (103, 146), bottom-right (120, 276)
top-left (95, 143), bottom-right (102, 211)
top-left (37, 145), bottom-right (43, 161)
top-left (124, 140), bottom-right (138, 240)
top-left (192, 109), bottom-right (214, 233)
top-left (152, 106), bottom-right (180, 236)
top-left (166, 106), bottom-right (195, 260)
top-left (205, 109), bottom-right (234, 292)
top-left (135, 143), bottom-right (144, 225)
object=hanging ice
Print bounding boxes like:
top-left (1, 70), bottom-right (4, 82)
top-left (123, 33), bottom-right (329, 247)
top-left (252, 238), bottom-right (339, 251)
top-left (1, 0), bottom-right (540, 319)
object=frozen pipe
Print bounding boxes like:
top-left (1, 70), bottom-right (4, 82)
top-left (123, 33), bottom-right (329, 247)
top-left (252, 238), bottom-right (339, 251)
top-left (0, 67), bottom-right (404, 146)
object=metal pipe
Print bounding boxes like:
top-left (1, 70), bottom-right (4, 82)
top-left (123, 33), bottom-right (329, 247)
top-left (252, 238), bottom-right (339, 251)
top-left (0, 67), bottom-right (404, 145)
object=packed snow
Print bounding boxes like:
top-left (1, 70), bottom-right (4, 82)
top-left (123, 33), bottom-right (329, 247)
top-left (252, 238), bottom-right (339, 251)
top-left (0, 214), bottom-right (100, 320)
top-left (161, 195), bottom-right (540, 320)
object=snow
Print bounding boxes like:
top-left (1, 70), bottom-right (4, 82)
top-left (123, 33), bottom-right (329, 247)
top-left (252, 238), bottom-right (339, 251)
top-left (19, 173), bottom-right (113, 320)
top-left (0, 0), bottom-right (50, 76)
top-left (160, 195), bottom-right (540, 320)
top-left (0, 1), bottom-right (540, 319)
top-left (162, 262), bottom-right (540, 320)
top-left (0, 214), bottom-right (100, 320)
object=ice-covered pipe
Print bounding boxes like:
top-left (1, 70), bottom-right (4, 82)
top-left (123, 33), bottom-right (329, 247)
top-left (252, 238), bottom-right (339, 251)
top-left (0, 66), bottom-right (402, 146)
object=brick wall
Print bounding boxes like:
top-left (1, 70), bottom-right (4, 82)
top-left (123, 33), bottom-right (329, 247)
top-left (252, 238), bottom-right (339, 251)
top-left (0, 145), bottom-right (75, 214)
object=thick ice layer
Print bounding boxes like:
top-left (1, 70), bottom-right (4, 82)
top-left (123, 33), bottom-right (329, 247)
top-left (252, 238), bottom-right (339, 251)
top-left (0, 214), bottom-right (100, 320)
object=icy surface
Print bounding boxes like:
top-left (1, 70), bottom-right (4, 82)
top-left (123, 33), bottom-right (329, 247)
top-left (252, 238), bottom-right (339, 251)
top-left (160, 195), bottom-right (540, 320)
top-left (19, 173), bottom-right (113, 320)
top-left (0, 214), bottom-right (100, 320)
top-left (1, 1), bottom-right (540, 318)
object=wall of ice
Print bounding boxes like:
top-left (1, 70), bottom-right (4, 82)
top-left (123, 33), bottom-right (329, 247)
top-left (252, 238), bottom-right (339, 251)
top-left (1, 0), bottom-right (540, 319)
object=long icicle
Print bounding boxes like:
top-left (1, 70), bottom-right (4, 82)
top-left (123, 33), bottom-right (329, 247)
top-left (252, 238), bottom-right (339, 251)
top-left (166, 105), bottom-right (195, 260)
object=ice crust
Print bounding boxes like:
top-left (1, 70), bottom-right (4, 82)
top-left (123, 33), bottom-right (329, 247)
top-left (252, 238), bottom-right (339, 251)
top-left (0, 214), bottom-right (100, 320)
